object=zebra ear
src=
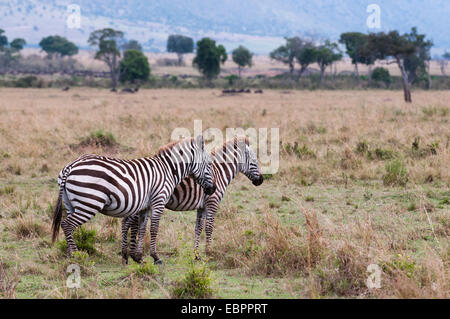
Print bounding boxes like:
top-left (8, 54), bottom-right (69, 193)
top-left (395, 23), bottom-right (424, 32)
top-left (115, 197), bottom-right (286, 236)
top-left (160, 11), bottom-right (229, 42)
top-left (195, 135), bottom-right (205, 151)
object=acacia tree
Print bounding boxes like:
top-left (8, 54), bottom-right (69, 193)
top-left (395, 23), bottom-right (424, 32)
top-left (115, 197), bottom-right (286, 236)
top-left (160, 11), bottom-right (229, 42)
top-left (403, 27), bottom-right (433, 88)
top-left (339, 32), bottom-right (368, 79)
top-left (295, 42), bottom-right (317, 78)
top-left (39, 35), bottom-right (78, 59)
top-left (121, 39), bottom-right (143, 52)
top-left (0, 29), bottom-right (26, 72)
top-left (314, 41), bottom-right (342, 84)
top-left (88, 28), bottom-right (124, 91)
top-left (270, 37), bottom-right (305, 74)
top-left (366, 28), bottom-right (432, 102)
top-left (232, 45), bottom-right (253, 77)
top-left (193, 38), bottom-right (227, 82)
top-left (119, 49), bottom-right (150, 84)
top-left (167, 35), bottom-right (194, 65)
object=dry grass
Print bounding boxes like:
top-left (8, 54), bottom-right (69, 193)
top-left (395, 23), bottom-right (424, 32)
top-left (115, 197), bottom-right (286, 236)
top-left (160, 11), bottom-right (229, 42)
top-left (0, 88), bottom-right (448, 298)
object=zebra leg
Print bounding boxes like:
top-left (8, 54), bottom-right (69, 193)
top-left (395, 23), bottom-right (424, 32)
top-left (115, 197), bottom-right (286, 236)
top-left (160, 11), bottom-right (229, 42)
top-left (128, 214), bottom-right (139, 261)
top-left (61, 210), bottom-right (95, 257)
top-left (149, 204), bottom-right (165, 264)
top-left (121, 215), bottom-right (132, 265)
top-left (194, 208), bottom-right (206, 260)
top-left (204, 209), bottom-right (217, 255)
top-left (130, 210), bottom-right (148, 264)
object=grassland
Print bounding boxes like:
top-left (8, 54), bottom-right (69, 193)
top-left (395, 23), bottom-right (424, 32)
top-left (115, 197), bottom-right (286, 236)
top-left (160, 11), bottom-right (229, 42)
top-left (0, 88), bottom-right (448, 298)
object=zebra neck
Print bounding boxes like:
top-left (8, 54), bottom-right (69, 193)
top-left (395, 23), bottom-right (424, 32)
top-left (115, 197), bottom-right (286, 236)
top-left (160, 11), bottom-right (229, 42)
top-left (156, 152), bottom-right (190, 186)
top-left (213, 159), bottom-right (239, 187)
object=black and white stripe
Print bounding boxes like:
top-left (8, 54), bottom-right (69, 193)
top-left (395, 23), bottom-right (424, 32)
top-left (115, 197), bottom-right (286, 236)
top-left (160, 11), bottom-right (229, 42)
top-left (51, 136), bottom-right (216, 264)
top-left (122, 137), bottom-right (263, 260)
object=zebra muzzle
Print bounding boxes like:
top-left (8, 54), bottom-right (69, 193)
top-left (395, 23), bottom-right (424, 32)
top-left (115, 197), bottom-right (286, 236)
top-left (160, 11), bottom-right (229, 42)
top-left (252, 175), bottom-right (264, 186)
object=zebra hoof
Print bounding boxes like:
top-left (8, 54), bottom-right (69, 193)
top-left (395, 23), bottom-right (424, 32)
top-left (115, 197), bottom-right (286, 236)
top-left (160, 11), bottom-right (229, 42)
top-left (131, 253), bottom-right (143, 264)
top-left (154, 259), bottom-right (163, 265)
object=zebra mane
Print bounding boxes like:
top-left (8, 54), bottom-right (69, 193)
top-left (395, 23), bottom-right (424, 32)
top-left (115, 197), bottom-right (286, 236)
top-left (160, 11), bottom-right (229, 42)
top-left (211, 136), bottom-right (249, 157)
top-left (157, 137), bottom-right (195, 155)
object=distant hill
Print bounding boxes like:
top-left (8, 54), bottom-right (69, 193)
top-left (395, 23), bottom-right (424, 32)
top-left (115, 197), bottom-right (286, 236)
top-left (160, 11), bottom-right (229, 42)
top-left (1, 0), bottom-right (449, 54)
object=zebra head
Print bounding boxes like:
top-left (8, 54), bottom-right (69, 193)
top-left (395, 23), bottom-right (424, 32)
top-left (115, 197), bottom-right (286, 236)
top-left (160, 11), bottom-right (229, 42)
top-left (240, 141), bottom-right (264, 186)
top-left (191, 135), bottom-right (216, 195)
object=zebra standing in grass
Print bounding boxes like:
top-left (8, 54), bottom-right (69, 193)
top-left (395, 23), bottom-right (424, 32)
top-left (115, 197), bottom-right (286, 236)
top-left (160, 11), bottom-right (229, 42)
top-left (121, 137), bottom-right (263, 262)
top-left (51, 136), bottom-right (216, 264)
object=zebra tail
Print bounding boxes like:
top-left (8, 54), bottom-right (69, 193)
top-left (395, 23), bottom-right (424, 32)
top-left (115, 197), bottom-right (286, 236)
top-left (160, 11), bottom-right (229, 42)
top-left (51, 190), bottom-right (63, 244)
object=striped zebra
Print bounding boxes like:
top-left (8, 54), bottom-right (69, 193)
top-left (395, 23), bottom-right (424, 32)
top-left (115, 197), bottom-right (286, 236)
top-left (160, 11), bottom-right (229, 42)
top-left (51, 136), bottom-right (216, 264)
top-left (121, 136), bottom-right (263, 262)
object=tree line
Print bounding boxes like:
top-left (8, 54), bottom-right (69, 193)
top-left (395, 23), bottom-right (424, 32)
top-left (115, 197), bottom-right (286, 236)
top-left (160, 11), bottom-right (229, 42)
top-left (0, 27), bottom-right (449, 102)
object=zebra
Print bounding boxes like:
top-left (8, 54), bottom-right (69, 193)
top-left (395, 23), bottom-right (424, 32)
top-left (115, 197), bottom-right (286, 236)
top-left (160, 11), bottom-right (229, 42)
top-left (51, 136), bottom-right (216, 264)
top-left (121, 136), bottom-right (263, 263)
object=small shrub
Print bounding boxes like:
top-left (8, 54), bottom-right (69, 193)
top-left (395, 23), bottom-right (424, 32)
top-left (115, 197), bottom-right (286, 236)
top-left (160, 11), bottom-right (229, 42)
top-left (371, 67), bottom-right (391, 87)
top-left (0, 186), bottom-right (15, 195)
top-left (57, 227), bottom-right (97, 255)
top-left (14, 76), bottom-right (40, 88)
top-left (373, 148), bottom-right (394, 160)
top-left (422, 106), bottom-right (438, 117)
top-left (13, 216), bottom-right (46, 239)
top-left (382, 254), bottom-right (416, 278)
top-left (171, 261), bottom-right (214, 299)
top-left (407, 202), bottom-right (417, 212)
top-left (225, 75), bottom-right (239, 86)
top-left (355, 141), bottom-right (369, 154)
top-left (126, 259), bottom-right (159, 277)
top-left (80, 130), bottom-right (117, 148)
top-left (70, 251), bottom-right (94, 268)
top-left (285, 142), bottom-right (316, 159)
top-left (383, 159), bottom-right (408, 187)
top-left (6, 164), bottom-right (21, 176)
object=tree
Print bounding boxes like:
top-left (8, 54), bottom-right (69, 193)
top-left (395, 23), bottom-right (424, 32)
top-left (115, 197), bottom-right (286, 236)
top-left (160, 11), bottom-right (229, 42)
top-left (438, 52), bottom-right (450, 76)
top-left (10, 38), bottom-right (26, 51)
top-left (232, 45), bottom-right (253, 77)
top-left (88, 28), bottom-right (124, 90)
top-left (339, 32), bottom-right (368, 79)
top-left (365, 28), bottom-right (432, 102)
top-left (39, 35), bottom-right (78, 58)
top-left (167, 35), bottom-right (194, 65)
top-left (0, 29), bottom-right (26, 72)
top-left (403, 27), bottom-right (433, 88)
top-left (295, 43), bottom-right (317, 78)
top-left (121, 39), bottom-right (143, 52)
top-left (269, 37), bottom-right (304, 74)
top-left (119, 49), bottom-right (150, 84)
top-left (192, 38), bottom-right (227, 82)
top-left (314, 41), bottom-right (342, 84)
top-left (0, 29), bottom-right (8, 49)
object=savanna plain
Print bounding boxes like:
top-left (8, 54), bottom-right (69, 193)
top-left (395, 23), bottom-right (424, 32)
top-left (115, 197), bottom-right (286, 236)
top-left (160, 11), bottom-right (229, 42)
top-left (0, 88), bottom-right (448, 298)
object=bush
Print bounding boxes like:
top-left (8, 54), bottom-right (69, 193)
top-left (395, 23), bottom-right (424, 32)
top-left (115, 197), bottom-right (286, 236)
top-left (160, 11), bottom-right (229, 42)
top-left (13, 216), bottom-right (46, 239)
top-left (171, 260), bottom-right (214, 299)
top-left (14, 76), bottom-right (42, 88)
top-left (119, 49), bottom-right (150, 84)
top-left (126, 259), bottom-right (160, 277)
top-left (371, 67), bottom-right (391, 87)
top-left (79, 130), bottom-right (117, 148)
top-left (57, 227), bottom-right (97, 255)
top-left (383, 158), bottom-right (408, 186)
top-left (284, 142), bottom-right (316, 159)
